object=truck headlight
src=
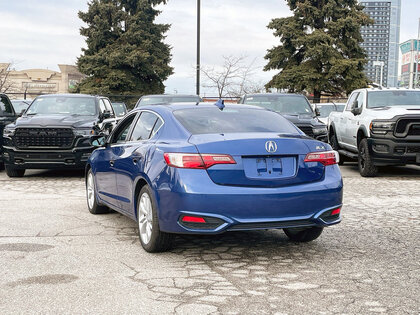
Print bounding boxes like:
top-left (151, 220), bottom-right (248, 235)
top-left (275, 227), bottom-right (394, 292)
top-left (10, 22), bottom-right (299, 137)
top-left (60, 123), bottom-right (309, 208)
top-left (370, 121), bottom-right (395, 134)
top-left (74, 129), bottom-right (95, 136)
top-left (3, 127), bottom-right (15, 137)
top-left (313, 126), bottom-right (327, 135)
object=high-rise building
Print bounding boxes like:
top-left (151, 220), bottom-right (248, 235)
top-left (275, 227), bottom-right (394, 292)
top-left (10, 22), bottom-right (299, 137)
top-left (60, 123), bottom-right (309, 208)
top-left (359, 0), bottom-right (401, 87)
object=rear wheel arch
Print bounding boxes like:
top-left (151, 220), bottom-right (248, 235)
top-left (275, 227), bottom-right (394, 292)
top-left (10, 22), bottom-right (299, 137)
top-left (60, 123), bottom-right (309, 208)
top-left (133, 176), bottom-right (152, 220)
top-left (85, 163), bottom-right (92, 183)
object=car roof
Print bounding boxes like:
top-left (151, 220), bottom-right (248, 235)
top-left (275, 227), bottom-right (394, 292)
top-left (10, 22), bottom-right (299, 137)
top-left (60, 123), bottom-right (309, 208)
top-left (244, 93), bottom-right (307, 97)
top-left (35, 94), bottom-right (99, 98)
top-left (141, 94), bottom-right (201, 98)
top-left (133, 103), bottom-right (264, 114)
top-left (355, 88), bottom-right (420, 93)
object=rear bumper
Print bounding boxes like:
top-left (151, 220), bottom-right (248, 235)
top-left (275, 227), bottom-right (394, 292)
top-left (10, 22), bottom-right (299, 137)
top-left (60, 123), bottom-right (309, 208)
top-left (154, 165), bottom-right (343, 234)
top-left (367, 137), bottom-right (420, 166)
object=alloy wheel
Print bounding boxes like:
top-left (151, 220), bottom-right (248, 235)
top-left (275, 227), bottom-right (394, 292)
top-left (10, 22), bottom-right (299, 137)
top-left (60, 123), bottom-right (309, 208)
top-left (87, 172), bottom-right (95, 209)
top-left (138, 192), bottom-right (153, 245)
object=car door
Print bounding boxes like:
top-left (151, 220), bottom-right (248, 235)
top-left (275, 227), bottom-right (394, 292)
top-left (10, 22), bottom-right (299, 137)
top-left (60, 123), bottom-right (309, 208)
top-left (95, 112), bottom-right (138, 209)
top-left (346, 91), bottom-right (365, 150)
top-left (339, 92), bottom-right (359, 148)
top-left (113, 111), bottom-right (164, 215)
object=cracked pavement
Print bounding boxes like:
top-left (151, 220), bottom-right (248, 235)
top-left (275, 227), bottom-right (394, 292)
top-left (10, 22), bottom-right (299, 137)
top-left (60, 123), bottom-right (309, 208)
top-left (0, 165), bottom-right (419, 314)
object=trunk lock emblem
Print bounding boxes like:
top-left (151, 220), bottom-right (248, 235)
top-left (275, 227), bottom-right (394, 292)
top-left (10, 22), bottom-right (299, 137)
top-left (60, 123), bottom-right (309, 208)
top-left (265, 141), bottom-right (277, 153)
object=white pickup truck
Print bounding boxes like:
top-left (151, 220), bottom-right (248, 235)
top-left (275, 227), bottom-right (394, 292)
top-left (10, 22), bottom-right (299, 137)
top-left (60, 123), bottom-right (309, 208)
top-left (328, 88), bottom-right (420, 177)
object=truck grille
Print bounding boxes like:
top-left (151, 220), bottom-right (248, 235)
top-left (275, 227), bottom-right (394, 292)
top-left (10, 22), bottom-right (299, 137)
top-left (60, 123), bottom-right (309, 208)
top-left (296, 126), bottom-right (314, 138)
top-left (395, 118), bottom-right (420, 137)
top-left (14, 128), bottom-right (74, 149)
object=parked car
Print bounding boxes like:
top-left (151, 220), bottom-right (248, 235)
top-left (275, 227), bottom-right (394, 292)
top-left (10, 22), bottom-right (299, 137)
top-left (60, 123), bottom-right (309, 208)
top-left (136, 94), bottom-right (203, 107)
top-left (2, 94), bottom-right (118, 177)
top-left (0, 94), bottom-right (17, 170)
top-left (86, 103), bottom-right (343, 252)
top-left (314, 103), bottom-right (346, 125)
top-left (240, 93), bottom-right (328, 142)
top-left (328, 88), bottom-right (420, 176)
top-left (11, 99), bottom-right (32, 116)
top-left (111, 102), bottom-right (128, 118)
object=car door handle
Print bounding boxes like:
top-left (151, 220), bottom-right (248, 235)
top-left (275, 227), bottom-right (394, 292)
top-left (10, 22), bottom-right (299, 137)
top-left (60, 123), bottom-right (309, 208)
top-left (109, 160), bottom-right (115, 167)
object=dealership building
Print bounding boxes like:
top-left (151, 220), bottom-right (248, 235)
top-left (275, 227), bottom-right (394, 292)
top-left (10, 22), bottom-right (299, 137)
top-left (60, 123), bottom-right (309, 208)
top-left (399, 39), bottom-right (420, 88)
top-left (0, 63), bottom-right (84, 99)
top-left (359, 0), bottom-right (401, 87)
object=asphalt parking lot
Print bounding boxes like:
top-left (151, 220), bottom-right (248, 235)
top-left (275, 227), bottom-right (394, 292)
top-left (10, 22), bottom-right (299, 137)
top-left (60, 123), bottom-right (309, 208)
top-left (0, 164), bottom-right (419, 314)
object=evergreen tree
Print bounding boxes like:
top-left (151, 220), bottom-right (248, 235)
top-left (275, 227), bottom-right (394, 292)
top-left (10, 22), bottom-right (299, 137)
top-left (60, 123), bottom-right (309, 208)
top-left (264, 0), bottom-right (372, 102)
top-left (77, 0), bottom-right (173, 95)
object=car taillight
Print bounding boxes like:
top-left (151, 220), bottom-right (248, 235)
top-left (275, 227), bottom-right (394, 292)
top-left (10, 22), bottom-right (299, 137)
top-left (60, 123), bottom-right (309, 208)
top-left (304, 151), bottom-right (339, 166)
top-left (164, 153), bottom-right (236, 169)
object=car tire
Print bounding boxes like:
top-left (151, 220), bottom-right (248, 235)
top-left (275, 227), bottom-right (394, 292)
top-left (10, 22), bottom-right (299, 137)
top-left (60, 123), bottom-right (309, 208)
top-left (329, 131), bottom-right (344, 165)
top-left (137, 185), bottom-right (174, 253)
top-left (283, 226), bottom-right (324, 242)
top-left (86, 169), bottom-right (109, 214)
top-left (5, 165), bottom-right (25, 178)
top-left (358, 138), bottom-right (378, 177)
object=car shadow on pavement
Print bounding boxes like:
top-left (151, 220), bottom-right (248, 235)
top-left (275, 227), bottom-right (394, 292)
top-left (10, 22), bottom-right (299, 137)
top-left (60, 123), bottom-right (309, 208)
top-left (22, 169), bottom-right (85, 178)
top-left (172, 229), bottom-right (320, 253)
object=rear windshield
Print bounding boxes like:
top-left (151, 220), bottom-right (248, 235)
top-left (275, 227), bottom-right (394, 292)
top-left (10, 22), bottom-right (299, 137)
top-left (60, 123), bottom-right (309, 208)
top-left (112, 103), bottom-right (127, 116)
top-left (173, 107), bottom-right (300, 135)
top-left (27, 96), bottom-right (97, 116)
top-left (367, 91), bottom-right (420, 108)
top-left (244, 95), bottom-right (314, 116)
top-left (317, 104), bottom-right (345, 117)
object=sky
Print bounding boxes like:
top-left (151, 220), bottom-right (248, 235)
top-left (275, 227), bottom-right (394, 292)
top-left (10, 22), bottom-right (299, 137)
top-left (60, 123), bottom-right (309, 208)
top-left (0, 0), bottom-right (418, 95)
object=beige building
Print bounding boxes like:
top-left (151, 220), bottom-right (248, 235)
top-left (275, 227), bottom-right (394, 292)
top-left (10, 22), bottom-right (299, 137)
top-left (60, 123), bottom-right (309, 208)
top-left (0, 63), bottom-right (85, 99)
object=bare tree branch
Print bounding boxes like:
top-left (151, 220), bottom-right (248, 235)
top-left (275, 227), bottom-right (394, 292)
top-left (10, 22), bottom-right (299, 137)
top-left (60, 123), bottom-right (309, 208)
top-left (201, 56), bottom-right (267, 98)
top-left (0, 63), bottom-right (16, 93)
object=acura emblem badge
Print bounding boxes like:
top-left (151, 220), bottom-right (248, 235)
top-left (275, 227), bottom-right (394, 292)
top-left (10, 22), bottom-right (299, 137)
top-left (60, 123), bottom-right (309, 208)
top-left (265, 141), bottom-right (277, 153)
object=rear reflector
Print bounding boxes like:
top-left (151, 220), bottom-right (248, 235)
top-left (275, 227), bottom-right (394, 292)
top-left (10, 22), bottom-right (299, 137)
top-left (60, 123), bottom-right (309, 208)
top-left (304, 151), bottom-right (339, 166)
top-left (331, 207), bottom-right (341, 215)
top-left (164, 153), bottom-right (236, 169)
top-left (181, 216), bottom-right (206, 223)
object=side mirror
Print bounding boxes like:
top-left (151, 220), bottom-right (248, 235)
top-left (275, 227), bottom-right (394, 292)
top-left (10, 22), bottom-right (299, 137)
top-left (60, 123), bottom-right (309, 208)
top-left (351, 107), bottom-right (362, 115)
top-left (89, 134), bottom-right (107, 147)
top-left (99, 110), bottom-right (111, 122)
top-left (315, 107), bottom-right (321, 117)
top-left (18, 109), bottom-right (26, 117)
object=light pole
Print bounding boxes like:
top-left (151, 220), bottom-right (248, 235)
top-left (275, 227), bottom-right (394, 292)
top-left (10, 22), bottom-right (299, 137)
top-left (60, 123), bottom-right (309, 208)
top-left (196, 0), bottom-right (201, 96)
top-left (414, 18), bottom-right (420, 89)
top-left (373, 60), bottom-right (385, 87)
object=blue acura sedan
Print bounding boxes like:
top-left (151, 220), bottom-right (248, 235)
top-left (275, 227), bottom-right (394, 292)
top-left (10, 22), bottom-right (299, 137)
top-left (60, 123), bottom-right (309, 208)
top-left (86, 103), bottom-right (343, 252)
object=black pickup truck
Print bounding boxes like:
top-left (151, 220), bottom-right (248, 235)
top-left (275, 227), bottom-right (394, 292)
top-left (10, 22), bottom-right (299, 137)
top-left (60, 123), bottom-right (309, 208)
top-left (2, 94), bottom-right (117, 177)
top-left (0, 94), bottom-right (17, 170)
top-left (240, 93), bottom-right (328, 142)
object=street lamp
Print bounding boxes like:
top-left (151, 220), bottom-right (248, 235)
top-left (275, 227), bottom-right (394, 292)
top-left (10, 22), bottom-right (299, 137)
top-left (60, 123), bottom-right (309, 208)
top-left (196, 0), bottom-right (201, 96)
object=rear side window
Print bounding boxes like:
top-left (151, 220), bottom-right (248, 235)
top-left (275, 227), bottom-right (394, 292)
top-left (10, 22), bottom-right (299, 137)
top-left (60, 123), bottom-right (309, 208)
top-left (130, 112), bottom-right (160, 141)
top-left (0, 95), bottom-right (14, 114)
top-left (173, 107), bottom-right (299, 135)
